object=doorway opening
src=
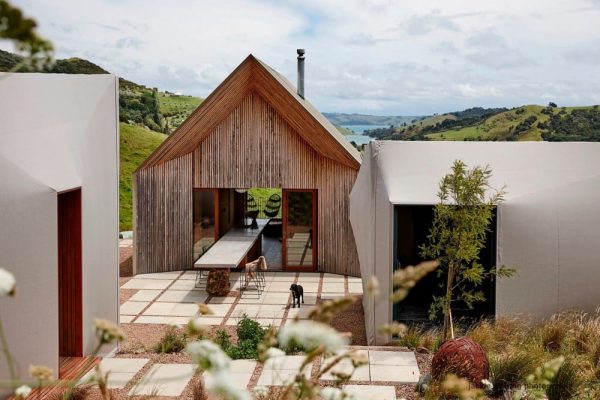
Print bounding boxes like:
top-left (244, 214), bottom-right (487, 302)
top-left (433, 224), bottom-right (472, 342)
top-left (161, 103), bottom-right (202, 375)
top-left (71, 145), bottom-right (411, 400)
top-left (192, 187), bottom-right (318, 272)
top-left (392, 205), bottom-right (497, 327)
top-left (58, 188), bottom-right (83, 358)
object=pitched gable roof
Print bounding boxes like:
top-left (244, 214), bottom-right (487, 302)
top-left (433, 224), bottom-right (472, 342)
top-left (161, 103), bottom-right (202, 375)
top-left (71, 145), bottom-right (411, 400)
top-left (138, 55), bottom-right (362, 171)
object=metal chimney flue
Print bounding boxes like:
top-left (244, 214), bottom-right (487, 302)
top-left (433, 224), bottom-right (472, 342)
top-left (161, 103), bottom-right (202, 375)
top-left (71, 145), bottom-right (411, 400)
top-left (297, 49), bottom-right (305, 98)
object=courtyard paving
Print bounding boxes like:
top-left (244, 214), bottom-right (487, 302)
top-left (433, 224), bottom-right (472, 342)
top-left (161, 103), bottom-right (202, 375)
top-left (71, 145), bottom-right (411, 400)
top-left (115, 242), bottom-right (419, 398)
top-left (120, 270), bottom-right (363, 327)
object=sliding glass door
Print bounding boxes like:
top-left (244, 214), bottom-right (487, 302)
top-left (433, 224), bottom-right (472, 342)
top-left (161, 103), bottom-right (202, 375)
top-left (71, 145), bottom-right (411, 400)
top-left (283, 190), bottom-right (317, 271)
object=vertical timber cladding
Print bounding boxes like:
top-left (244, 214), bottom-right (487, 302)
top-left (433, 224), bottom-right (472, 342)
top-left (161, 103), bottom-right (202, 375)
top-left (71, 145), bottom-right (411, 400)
top-left (134, 154), bottom-right (193, 274)
top-left (193, 91), bottom-right (360, 276)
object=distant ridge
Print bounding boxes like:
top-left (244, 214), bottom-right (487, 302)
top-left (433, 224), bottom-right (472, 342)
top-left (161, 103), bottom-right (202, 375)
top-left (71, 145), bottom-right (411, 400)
top-left (323, 112), bottom-right (419, 127)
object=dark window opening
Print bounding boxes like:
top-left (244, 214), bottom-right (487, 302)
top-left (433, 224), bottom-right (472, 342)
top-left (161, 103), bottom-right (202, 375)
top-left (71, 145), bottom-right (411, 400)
top-left (392, 205), bottom-right (497, 328)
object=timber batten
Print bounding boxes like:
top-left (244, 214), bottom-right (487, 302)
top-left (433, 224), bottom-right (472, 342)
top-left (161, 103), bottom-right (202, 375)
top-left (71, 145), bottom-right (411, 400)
top-left (134, 55), bottom-right (361, 276)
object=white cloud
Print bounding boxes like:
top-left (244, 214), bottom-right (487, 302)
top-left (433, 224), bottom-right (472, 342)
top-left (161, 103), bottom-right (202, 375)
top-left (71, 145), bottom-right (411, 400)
top-left (3, 0), bottom-right (600, 114)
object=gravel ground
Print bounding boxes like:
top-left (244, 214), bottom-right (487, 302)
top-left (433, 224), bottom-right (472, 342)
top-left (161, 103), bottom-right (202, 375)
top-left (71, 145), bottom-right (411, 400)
top-left (120, 289), bottom-right (137, 305)
top-left (325, 295), bottom-right (367, 346)
top-left (119, 246), bottom-right (134, 277)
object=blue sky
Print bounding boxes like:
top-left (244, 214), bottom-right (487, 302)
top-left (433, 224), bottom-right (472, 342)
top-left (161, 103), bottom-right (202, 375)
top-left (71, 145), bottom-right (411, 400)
top-left (4, 0), bottom-right (600, 115)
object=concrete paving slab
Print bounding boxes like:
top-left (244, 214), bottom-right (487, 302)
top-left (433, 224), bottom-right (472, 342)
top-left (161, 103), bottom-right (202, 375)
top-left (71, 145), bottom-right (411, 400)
top-left (120, 301), bottom-right (149, 315)
top-left (121, 279), bottom-right (173, 290)
top-left (129, 289), bottom-right (162, 302)
top-left (343, 384), bottom-right (396, 400)
top-left (129, 363), bottom-right (195, 396)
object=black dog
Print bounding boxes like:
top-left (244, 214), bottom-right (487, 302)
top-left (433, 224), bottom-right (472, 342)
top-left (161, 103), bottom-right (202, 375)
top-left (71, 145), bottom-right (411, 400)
top-left (290, 284), bottom-right (304, 308)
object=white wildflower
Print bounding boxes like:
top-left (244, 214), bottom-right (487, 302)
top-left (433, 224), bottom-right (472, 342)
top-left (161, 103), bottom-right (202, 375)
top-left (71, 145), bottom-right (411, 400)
top-left (93, 319), bottom-right (125, 344)
top-left (253, 386), bottom-right (269, 397)
top-left (320, 387), bottom-right (344, 400)
top-left (481, 379), bottom-right (493, 391)
top-left (187, 317), bottom-right (207, 335)
top-left (265, 347), bottom-right (285, 359)
top-left (186, 340), bottom-right (230, 372)
top-left (278, 320), bottom-right (348, 353)
top-left (206, 371), bottom-right (250, 400)
top-left (169, 322), bottom-right (182, 329)
top-left (14, 385), bottom-right (32, 398)
top-left (366, 276), bottom-right (379, 297)
top-left (0, 268), bottom-right (16, 296)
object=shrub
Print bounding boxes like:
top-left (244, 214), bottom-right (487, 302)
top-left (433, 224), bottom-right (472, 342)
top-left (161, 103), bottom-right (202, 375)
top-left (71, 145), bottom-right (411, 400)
top-left (237, 316), bottom-right (265, 343)
top-left (213, 316), bottom-right (266, 359)
top-left (419, 328), bottom-right (443, 353)
top-left (547, 360), bottom-right (583, 400)
top-left (490, 349), bottom-right (538, 396)
top-left (542, 316), bottom-right (567, 352)
top-left (154, 326), bottom-right (187, 353)
top-left (396, 325), bottom-right (423, 349)
top-left (214, 328), bottom-right (232, 352)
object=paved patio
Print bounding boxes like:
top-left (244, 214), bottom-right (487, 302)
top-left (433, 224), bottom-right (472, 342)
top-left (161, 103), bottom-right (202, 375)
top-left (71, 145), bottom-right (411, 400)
top-left (120, 270), bottom-right (363, 327)
top-left (116, 247), bottom-right (418, 399)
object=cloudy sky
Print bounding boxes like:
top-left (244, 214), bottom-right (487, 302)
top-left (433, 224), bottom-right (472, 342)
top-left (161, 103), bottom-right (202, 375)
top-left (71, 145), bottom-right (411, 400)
top-left (4, 0), bottom-right (600, 115)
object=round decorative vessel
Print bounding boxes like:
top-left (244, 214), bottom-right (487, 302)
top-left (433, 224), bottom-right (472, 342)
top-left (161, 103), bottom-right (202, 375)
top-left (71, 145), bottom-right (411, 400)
top-left (206, 269), bottom-right (231, 296)
top-left (431, 336), bottom-right (489, 387)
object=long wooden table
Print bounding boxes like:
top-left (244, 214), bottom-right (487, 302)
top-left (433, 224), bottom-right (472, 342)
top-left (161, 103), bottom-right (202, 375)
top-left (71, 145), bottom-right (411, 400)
top-left (194, 218), bottom-right (270, 270)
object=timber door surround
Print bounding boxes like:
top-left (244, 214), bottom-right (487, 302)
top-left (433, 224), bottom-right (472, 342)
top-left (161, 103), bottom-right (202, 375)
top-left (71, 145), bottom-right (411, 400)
top-left (58, 188), bottom-right (83, 357)
top-left (282, 189), bottom-right (318, 271)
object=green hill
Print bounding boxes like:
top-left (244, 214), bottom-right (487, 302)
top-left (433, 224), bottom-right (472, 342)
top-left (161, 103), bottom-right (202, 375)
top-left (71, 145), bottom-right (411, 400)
top-left (369, 105), bottom-right (600, 142)
top-left (120, 123), bottom-right (166, 230)
top-left (0, 49), bottom-right (203, 134)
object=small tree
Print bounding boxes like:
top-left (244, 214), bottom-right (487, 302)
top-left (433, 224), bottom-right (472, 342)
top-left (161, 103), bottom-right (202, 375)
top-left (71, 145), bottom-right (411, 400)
top-left (421, 160), bottom-right (514, 340)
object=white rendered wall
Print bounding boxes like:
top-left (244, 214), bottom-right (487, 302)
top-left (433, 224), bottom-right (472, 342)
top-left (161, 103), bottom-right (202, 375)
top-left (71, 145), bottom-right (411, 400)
top-left (0, 73), bottom-right (119, 383)
top-left (352, 141), bottom-right (600, 345)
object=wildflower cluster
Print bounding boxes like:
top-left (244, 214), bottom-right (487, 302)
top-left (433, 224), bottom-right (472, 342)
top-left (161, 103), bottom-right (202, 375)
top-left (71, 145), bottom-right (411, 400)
top-left (94, 318), bottom-right (125, 345)
top-left (187, 339), bottom-right (250, 400)
top-left (0, 268), bottom-right (16, 297)
top-left (278, 320), bottom-right (348, 353)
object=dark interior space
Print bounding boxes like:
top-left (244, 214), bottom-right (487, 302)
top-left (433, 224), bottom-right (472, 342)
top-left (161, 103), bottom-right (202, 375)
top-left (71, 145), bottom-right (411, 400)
top-left (392, 205), bottom-right (497, 327)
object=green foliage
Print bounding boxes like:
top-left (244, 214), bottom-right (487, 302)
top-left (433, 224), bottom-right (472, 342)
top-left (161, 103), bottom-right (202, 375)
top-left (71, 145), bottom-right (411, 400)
top-left (490, 350), bottom-right (539, 396)
top-left (154, 326), bottom-right (187, 353)
top-left (214, 316), bottom-right (267, 360)
top-left (237, 317), bottom-right (265, 343)
top-left (214, 328), bottom-right (232, 350)
top-left (119, 123), bottom-right (166, 230)
top-left (420, 160), bottom-right (513, 339)
top-left (0, 1), bottom-right (53, 71)
top-left (546, 361), bottom-right (583, 400)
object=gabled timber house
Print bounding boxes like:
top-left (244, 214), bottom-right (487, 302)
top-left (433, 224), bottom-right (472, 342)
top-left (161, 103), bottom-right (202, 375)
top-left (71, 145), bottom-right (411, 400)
top-left (134, 52), bottom-right (362, 277)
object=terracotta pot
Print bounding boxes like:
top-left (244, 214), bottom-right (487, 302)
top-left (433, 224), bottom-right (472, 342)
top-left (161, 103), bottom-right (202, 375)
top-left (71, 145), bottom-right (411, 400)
top-left (431, 336), bottom-right (489, 387)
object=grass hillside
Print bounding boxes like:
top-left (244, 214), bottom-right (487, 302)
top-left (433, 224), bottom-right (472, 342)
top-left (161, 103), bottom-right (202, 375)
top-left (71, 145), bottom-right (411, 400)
top-left (0, 49), bottom-right (203, 134)
top-left (120, 123), bottom-right (166, 230)
top-left (368, 105), bottom-right (600, 142)
top-left (157, 92), bottom-right (202, 131)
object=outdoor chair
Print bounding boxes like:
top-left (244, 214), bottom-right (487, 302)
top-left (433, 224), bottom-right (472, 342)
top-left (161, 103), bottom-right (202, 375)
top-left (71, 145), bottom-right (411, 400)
top-left (246, 194), bottom-right (260, 227)
top-left (263, 194), bottom-right (282, 218)
top-left (241, 256), bottom-right (267, 297)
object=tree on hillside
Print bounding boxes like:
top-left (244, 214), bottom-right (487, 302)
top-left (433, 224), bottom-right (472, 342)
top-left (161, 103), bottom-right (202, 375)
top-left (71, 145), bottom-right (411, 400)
top-left (549, 102), bottom-right (558, 108)
top-left (0, 0), bottom-right (53, 71)
top-left (421, 160), bottom-right (515, 340)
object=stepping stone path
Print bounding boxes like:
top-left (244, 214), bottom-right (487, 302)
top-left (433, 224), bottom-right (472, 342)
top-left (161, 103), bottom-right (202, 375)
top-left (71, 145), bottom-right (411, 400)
top-left (80, 358), bottom-right (149, 389)
top-left (129, 363), bottom-right (195, 396)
